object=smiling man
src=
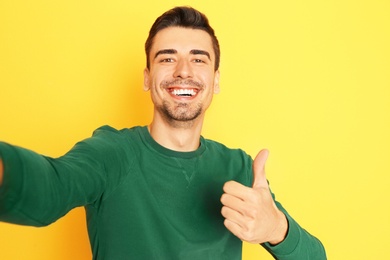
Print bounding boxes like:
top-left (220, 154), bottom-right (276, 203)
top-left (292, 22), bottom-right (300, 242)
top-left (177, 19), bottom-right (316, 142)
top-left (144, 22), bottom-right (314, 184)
top-left (145, 26), bottom-right (220, 150)
top-left (0, 6), bottom-right (326, 259)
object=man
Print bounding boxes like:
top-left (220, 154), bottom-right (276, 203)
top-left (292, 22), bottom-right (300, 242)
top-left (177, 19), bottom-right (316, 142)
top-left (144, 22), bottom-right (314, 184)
top-left (0, 6), bottom-right (326, 259)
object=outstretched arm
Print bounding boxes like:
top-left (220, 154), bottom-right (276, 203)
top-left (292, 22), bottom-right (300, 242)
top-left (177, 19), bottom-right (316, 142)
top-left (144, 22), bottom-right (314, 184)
top-left (0, 126), bottom-right (134, 226)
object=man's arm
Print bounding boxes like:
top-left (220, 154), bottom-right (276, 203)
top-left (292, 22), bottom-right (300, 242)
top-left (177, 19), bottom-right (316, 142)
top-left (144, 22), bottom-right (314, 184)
top-left (0, 132), bottom-right (107, 226)
top-left (0, 126), bottom-right (135, 226)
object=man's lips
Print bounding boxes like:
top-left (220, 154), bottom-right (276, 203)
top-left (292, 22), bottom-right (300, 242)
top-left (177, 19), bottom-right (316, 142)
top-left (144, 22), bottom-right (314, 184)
top-left (162, 79), bottom-right (203, 99)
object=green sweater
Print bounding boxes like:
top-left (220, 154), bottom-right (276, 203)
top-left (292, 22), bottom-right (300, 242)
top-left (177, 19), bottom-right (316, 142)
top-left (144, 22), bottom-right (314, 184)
top-left (0, 126), bottom-right (326, 259)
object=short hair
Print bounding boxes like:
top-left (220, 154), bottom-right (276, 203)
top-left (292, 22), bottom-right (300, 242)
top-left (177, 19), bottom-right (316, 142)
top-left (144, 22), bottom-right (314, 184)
top-left (145, 6), bottom-right (220, 71)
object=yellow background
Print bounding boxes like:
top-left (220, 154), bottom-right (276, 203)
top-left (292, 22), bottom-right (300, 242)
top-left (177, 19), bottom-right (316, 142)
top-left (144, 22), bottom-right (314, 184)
top-left (0, 0), bottom-right (389, 259)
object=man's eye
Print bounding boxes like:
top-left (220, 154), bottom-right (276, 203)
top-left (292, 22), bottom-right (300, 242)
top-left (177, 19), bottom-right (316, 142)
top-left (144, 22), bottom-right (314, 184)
top-left (193, 59), bottom-right (205, 63)
top-left (161, 58), bottom-right (174, 63)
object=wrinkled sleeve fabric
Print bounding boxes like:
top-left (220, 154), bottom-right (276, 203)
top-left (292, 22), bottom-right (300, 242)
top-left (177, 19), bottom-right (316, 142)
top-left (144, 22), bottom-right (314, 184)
top-left (261, 195), bottom-right (327, 259)
top-left (0, 126), bottom-right (132, 226)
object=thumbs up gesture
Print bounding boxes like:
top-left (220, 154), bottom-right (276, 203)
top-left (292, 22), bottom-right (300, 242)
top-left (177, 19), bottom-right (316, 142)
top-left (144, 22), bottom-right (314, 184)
top-left (220, 149), bottom-right (288, 245)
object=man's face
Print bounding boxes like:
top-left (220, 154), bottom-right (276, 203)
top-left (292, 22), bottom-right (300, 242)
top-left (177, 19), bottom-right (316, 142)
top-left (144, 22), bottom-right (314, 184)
top-left (144, 26), bottom-right (220, 126)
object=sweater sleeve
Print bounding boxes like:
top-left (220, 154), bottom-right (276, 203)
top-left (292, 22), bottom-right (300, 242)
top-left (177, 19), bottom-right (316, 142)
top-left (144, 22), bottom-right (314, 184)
top-left (261, 196), bottom-right (327, 259)
top-left (0, 126), bottom-right (133, 227)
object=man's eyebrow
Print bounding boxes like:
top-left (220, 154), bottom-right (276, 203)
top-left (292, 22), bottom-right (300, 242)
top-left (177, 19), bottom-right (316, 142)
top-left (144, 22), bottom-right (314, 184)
top-left (154, 49), bottom-right (177, 60)
top-left (190, 49), bottom-right (211, 60)
top-left (153, 49), bottom-right (211, 61)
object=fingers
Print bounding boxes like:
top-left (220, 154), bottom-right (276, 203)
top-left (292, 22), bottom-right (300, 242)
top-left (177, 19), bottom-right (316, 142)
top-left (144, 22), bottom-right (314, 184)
top-left (220, 192), bottom-right (246, 216)
top-left (221, 180), bottom-right (263, 219)
top-left (221, 205), bottom-right (243, 227)
top-left (222, 180), bottom-right (252, 199)
top-left (221, 205), bottom-right (259, 244)
top-left (223, 218), bottom-right (245, 241)
top-left (220, 182), bottom-right (260, 233)
top-left (220, 182), bottom-right (254, 235)
top-left (221, 203), bottom-right (248, 242)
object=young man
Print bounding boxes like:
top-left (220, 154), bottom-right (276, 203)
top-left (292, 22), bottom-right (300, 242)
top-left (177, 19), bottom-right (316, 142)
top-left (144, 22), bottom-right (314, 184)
top-left (0, 6), bottom-right (326, 259)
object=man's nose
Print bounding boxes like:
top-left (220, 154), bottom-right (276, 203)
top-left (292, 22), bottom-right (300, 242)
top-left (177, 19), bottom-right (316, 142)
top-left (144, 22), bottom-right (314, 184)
top-left (173, 59), bottom-right (193, 78)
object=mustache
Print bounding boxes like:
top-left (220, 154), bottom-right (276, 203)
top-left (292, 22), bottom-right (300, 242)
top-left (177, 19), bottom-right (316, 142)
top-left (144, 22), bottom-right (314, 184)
top-left (161, 79), bottom-right (204, 88)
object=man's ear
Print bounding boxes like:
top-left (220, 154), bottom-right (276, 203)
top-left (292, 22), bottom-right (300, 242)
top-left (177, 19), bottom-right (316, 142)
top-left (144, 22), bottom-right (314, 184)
top-left (143, 68), bottom-right (150, 91)
top-left (214, 70), bottom-right (220, 94)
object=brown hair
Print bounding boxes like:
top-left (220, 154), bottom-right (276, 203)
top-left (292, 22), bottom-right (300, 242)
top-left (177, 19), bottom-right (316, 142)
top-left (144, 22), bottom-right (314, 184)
top-left (145, 6), bottom-right (220, 71)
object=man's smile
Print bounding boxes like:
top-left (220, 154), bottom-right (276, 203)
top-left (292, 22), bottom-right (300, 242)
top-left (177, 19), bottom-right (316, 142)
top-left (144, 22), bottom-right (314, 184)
top-left (168, 87), bottom-right (199, 97)
top-left (161, 79), bottom-right (204, 100)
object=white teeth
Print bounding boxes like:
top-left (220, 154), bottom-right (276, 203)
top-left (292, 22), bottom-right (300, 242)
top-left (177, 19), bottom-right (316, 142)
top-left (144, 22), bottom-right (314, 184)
top-left (172, 89), bottom-right (196, 96)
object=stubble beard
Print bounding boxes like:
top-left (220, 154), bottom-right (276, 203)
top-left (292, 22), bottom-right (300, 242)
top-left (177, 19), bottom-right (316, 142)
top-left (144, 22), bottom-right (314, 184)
top-left (157, 100), bottom-right (203, 128)
top-left (155, 78), bottom-right (205, 128)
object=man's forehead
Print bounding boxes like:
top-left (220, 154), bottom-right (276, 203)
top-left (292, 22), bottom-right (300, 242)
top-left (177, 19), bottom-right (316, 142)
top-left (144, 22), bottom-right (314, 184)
top-left (151, 27), bottom-right (214, 56)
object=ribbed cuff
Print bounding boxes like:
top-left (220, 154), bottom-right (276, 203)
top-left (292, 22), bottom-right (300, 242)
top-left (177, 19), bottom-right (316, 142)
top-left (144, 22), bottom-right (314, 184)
top-left (262, 213), bottom-right (301, 256)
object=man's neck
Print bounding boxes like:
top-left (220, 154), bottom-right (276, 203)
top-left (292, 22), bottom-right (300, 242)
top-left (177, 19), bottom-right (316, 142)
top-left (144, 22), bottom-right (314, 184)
top-left (148, 116), bottom-right (204, 152)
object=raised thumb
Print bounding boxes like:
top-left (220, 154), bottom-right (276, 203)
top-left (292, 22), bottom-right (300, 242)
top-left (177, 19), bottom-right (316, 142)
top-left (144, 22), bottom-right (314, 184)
top-left (252, 149), bottom-right (269, 189)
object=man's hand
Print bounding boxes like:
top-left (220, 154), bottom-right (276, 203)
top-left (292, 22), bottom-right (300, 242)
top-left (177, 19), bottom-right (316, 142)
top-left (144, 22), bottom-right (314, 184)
top-left (220, 149), bottom-right (288, 245)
